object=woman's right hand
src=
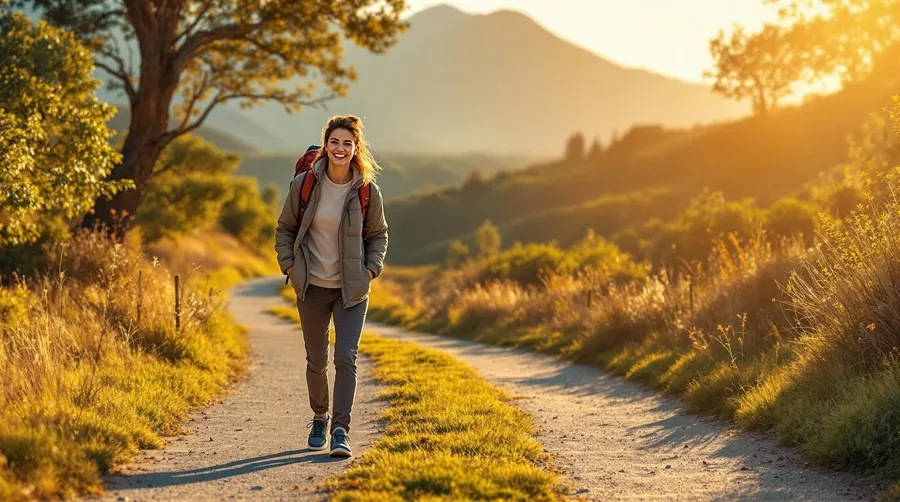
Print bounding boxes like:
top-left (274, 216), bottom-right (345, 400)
top-left (286, 266), bottom-right (293, 277)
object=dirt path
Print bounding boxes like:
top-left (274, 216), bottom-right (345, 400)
top-left (364, 322), bottom-right (882, 501)
top-left (93, 277), bottom-right (387, 501)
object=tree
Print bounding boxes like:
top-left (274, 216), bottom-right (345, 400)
top-left (564, 132), bottom-right (586, 160)
top-left (445, 239), bottom-right (469, 268)
top-left (705, 24), bottom-right (805, 115)
top-left (15, 0), bottom-right (409, 236)
top-left (766, 0), bottom-right (900, 85)
top-left (475, 220), bottom-right (501, 258)
top-left (134, 134), bottom-right (239, 242)
top-left (0, 11), bottom-right (128, 246)
top-left (587, 137), bottom-right (604, 160)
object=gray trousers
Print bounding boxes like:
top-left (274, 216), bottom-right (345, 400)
top-left (296, 284), bottom-right (368, 433)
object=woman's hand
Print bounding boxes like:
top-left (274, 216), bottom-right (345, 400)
top-left (368, 269), bottom-right (374, 280)
top-left (286, 266), bottom-right (293, 277)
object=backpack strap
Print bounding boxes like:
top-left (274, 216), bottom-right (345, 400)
top-left (298, 171), bottom-right (317, 217)
top-left (358, 183), bottom-right (371, 239)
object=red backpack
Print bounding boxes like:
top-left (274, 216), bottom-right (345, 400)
top-left (294, 145), bottom-right (372, 237)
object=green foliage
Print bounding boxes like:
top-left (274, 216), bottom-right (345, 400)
top-left (764, 196), bottom-right (818, 243)
top-left (219, 178), bottom-right (278, 252)
top-left (134, 135), bottom-right (239, 242)
top-left (475, 231), bottom-right (646, 287)
top-left (478, 242), bottom-right (572, 286)
top-left (0, 11), bottom-right (129, 246)
top-left (134, 135), bottom-right (276, 250)
top-left (445, 239), bottom-right (470, 269)
top-left (654, 190), bottom-right (764, 264)
top-left (475, 220), bottom-right (501, 258)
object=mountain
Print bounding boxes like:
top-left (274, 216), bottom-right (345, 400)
top-left (234, 4), bottom-right (749, 156)
top-left (382, 73), bottom-right (898, 265)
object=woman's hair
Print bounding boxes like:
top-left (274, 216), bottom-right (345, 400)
top-left (315, 114), bottom-right (381, 184)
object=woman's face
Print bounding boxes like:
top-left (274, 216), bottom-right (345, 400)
top-left (326, 128), bottom-right (357, 168)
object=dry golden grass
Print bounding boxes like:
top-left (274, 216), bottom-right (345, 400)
top-left (0, 229), bottom-right (268, 500)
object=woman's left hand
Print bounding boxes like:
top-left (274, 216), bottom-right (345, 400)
top-left (368, 269), bottom-right (375, 280)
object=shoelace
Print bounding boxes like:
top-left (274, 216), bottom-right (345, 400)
top-left (307, 419), bottom-right (326, 437)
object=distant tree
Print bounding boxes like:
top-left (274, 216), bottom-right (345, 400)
top-left (462, 168), bottom-right (486, 191)
top-left (587, 137), bottom-right (605, 160)
top-left (0, 11), bottom-right (128, 246)
top-left (261, 184), bottom-right (280, 206)
top-left (475, 220), bottom-right (501, 258)
top-left (446, 239), bottom-right (470, 269)
top-left (705, 24), bottom-right (805, 115)
top-left (15, 0), bottom-right (410, 236)
top-left (565, 132), bottom-right (586, 160)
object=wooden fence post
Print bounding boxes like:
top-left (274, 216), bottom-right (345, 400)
top-left (174, 274), bottom-right (181, 331)
top-left (136, 270), bottom-right (143, 325)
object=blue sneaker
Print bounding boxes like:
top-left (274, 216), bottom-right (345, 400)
top-left (307, 415), bottom-right (330, 450)
top-left (329, 428), bottom-right (352, 457)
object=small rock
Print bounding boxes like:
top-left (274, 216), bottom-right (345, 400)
top-left (307, 475), bottom-right (314, 480)
top-left (576, 488), bottom-right (589, 494)
top-left (702, 460), bottom-right (708, 465)
top-left (209, 437), bottom-right (214, 442)
top-left (618, 469), bottom-right (625, 473)
top-left (293, 485), bottom-right (300, 490)
top-left (250, 486), bottom-right (263, 491)
top-left (117, 497), bottom-right (128, 501)
top-left (740, 466), bottom-right (750, 471)
top-left (235, 428), bottom-right (243, 432)
top-left (683, 444), bottom-right (689, 449)
top-left (665, 465), bottom-right (671, 469)
top-left (246, 418), bottom-right (252, 421)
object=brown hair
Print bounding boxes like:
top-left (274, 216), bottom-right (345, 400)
top-left (315, 114), bottom-right (381, 184)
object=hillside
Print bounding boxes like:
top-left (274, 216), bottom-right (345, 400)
top-left (231, 4), bottom-right (748, 156)
top-left (237, 150), bottom-right (536, 201)
top-left (385, 74), bottom-right (899, 265)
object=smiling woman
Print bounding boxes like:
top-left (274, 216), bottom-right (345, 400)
top-left (274, 114), bottom-right (389, 458)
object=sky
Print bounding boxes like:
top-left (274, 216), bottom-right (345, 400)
top-left (404, 1), bottom-right (779, 84)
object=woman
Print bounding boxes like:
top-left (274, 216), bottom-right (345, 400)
top-left (274, 114), bottom-right (388, 457)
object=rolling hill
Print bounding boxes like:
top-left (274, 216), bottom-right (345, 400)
top-left (383, 74), bottom-right (899, 265)
top-left (237, 150), bottom-right (536, 202)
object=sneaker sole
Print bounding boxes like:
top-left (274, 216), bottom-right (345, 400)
top-left (329, 447), bottom-right (352, 457)
top-left (308, 443), bottom-right (328, 451)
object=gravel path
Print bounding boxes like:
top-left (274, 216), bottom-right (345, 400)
top-left (364, 321), bottom-right (883, 501)
top-left (92, 277), bottom-right (387, 501)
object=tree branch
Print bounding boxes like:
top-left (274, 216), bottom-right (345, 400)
top-left (94, 60), bottom-right (137, 104)
top-left (161, 91), bottom-right (336, 144)
top-left (173, 0), bottom-right (215, 46)
top-left (172, 17), bottom-right (274, 75)
top-left (175, 70), bottom-right (211, 132)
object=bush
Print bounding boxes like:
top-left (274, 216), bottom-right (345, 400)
top-left (764, 196), bottom-right (818, 244)
top-left (477, 243), bottom-right (573, 287)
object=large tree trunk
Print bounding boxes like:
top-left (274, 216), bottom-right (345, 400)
top-left (81, 38), bottom-right (178, 238)
top-left (80, 121), bottom-right (166, 236)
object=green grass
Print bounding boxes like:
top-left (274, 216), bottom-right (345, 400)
top-left (268, 301), bottom-right (567, 500)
